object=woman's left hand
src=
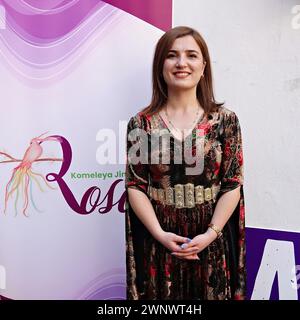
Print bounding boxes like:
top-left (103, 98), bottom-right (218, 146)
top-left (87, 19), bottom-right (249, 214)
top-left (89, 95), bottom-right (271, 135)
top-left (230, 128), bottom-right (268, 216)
top-left (170, 228), bottom-right (217, 260)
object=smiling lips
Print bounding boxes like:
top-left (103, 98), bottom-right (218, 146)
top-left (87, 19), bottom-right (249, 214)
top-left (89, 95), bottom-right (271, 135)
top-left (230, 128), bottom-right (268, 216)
top-left (173, 71), bottom-right (191, 78)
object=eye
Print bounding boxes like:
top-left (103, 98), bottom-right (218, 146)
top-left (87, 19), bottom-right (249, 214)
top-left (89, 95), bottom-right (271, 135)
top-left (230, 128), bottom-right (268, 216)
top-left (189, 54), bottom-right (197, 58)
top-left (166, 53), bottom-right (176, 58)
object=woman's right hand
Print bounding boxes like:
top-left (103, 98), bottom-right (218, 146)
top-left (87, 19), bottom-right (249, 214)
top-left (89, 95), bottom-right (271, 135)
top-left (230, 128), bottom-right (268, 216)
top-left (155, 230), bottom-right (191, 252)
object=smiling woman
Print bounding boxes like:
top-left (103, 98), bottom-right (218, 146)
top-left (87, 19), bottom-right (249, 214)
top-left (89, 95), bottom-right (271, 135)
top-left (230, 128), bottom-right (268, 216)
top-left (125, 26), bottom-right (246, 300)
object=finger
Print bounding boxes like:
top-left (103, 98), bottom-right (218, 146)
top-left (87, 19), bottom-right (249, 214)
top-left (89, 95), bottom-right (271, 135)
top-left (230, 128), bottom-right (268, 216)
top-left (187, 239), bottom-right (197, 246)
top-left (172, 241), bottom-right (190, 251)
top-left (171, 249), bottom-right (199, 257)
top-left (176, 253), bottom-right (200, 260)
top-left (185, 255), bottom-right (200, 260)
top-left (176, 246), bottom-right (199, 253)
top-left (174, 235), bottom-right (192, 243)
top-left (184, 252), bottom-right (200, 259)
top-left (170, 242), bottom-right (185, 251)
top-left (174, 246), bottom-right (198, 253)
top-left (179, 242), bottom-right (197, 250)
top-left (173, 244), bottom-right (184, 251)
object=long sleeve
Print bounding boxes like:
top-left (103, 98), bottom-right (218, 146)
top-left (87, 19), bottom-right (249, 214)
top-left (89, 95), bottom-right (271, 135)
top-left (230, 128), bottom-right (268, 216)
top-left (218, 110), bottom-right (246, 300)
top-left (125, 113), bottom-right (150, 299)
top-left (219, 111), bottom-right (244, 195)
top-left (125, 115), bottom-right (150, 195)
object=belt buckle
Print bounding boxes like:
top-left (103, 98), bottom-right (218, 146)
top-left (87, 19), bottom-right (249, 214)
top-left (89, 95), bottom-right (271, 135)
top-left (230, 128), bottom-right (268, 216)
top-left (174, 184), bottom-right (184, 208)
top-left (184, 183), bottom-right (195, 208)
top-left (204, 187), bottom-right (212, 201)
top-left (165, 187), bottom-right (174, 205)
top-left (195, 185), bottom-right (204, 204)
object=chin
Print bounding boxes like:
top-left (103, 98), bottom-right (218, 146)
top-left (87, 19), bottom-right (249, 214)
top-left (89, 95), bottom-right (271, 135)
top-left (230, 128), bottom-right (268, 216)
top-left (173, 83), bottom-right (196, 90)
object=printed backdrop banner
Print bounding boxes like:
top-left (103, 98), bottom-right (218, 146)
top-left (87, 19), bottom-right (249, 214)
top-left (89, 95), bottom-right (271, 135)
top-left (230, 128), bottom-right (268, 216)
top-left (1, 0), bottom-right (299, 301)
top-left (0, 0), bottom-right (172, 299)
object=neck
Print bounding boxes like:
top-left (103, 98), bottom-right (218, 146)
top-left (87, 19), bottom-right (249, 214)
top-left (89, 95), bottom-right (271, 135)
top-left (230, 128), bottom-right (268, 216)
top-left (165, 87), bottom-right (201, 113)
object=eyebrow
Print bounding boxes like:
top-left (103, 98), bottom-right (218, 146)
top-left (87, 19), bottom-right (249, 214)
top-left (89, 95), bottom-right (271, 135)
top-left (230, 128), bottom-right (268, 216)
top-left (168, 49), bottom-right (199, 54)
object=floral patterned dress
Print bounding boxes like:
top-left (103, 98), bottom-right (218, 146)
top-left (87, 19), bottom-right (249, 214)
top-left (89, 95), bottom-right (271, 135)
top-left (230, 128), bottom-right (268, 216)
top-left (125, 106), bottom-right (245, 300)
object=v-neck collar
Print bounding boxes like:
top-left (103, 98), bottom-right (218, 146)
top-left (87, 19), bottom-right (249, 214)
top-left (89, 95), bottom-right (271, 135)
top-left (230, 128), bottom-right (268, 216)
top-left (156, 110), bottom-right (206, 143)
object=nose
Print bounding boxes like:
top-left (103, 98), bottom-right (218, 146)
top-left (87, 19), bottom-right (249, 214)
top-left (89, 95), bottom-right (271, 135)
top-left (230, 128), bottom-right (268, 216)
top-left (175, 55), bottom-right (187, 67)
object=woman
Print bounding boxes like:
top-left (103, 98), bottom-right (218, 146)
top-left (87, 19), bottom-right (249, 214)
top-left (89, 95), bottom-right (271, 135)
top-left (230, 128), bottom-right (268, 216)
top-left (125, 26), bottom-right (245, 300)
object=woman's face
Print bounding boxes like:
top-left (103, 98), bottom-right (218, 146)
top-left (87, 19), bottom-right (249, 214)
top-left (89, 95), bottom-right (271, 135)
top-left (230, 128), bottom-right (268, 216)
top-left (162, 35), bottom-right (206, 91)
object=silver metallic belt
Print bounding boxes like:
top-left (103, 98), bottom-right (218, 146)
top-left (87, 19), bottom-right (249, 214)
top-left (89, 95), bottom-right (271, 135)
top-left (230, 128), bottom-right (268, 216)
top-left (147, 183), bottom-right (221, 208)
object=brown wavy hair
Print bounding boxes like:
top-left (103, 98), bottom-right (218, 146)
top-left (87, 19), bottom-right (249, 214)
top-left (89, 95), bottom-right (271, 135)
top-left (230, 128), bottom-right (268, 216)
top-left (141, 26), bottom-right (224, 116)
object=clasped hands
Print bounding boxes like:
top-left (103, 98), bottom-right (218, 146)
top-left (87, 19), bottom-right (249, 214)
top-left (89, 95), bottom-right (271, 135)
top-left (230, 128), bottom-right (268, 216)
top-left (157, 229), bottom-right (218, 260)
